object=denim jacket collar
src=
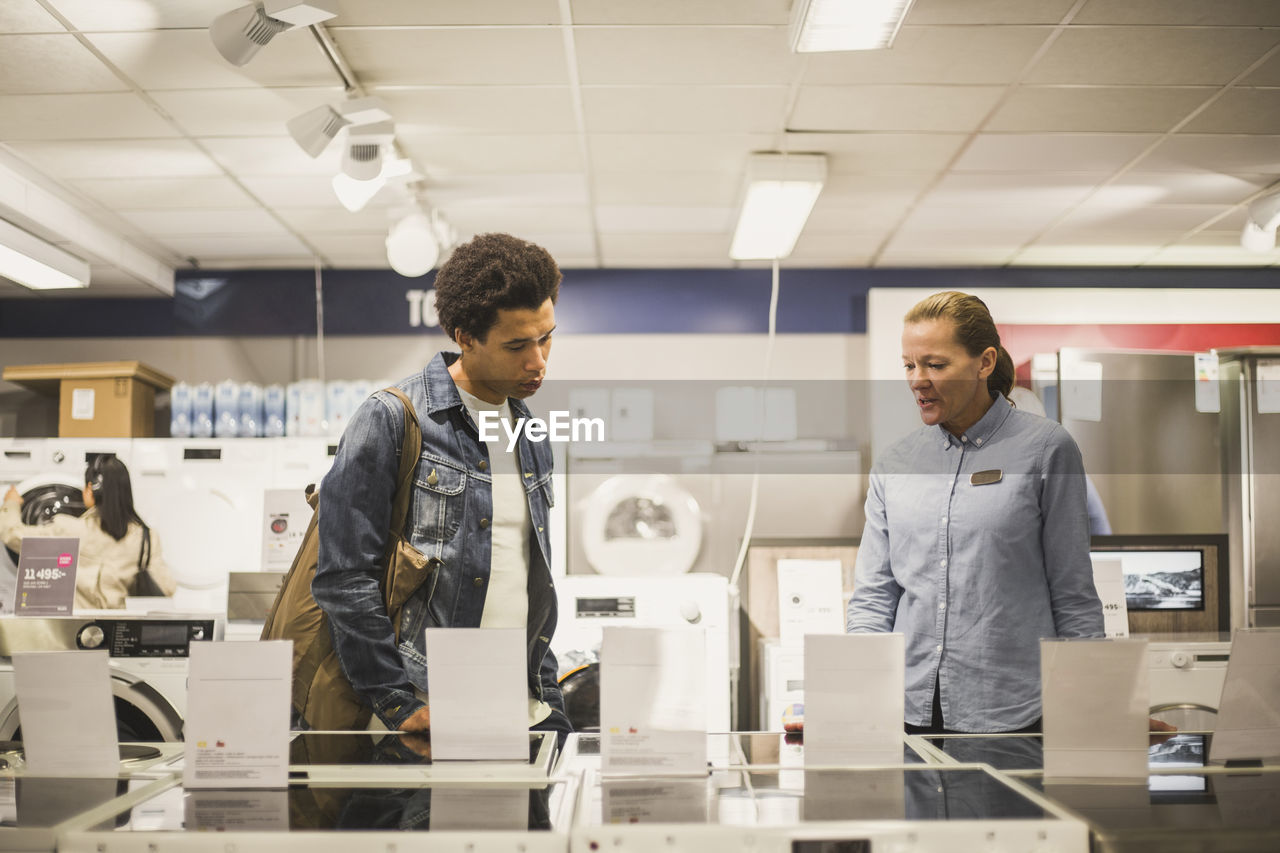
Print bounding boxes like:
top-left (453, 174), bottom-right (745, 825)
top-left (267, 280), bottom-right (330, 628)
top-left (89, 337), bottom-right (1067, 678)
top-left (423, 350), bottom-right (535, 421)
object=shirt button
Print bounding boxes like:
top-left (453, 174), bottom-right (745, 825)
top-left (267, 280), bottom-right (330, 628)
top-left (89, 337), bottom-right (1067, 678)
top-left (940, 558), bottom-right (947, 567)
top-left (473, 577), bottom-right (485, 587)
top-left (478, 460), bottom-right (487, 471)
top-left (960, 435), bottom-right (968, 443)
top-left (941, 515), bottom-right (947, 523)
top-left (479, 518), bottom-right (490, 529)
top-left (939, 603), bottom-right (946, 611)
top-left (975, 438), bottom-right (983, 446)
top-left (936, 644), bottom-right (943, 653)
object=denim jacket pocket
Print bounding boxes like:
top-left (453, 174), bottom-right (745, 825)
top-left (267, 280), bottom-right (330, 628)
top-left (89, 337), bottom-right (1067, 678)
top-left (411, 457), bottom-right (466, 542)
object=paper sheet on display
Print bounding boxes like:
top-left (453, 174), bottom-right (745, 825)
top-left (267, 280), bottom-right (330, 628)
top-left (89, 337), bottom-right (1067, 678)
top-left (183, 641), bottom-right (291, 788)
top-left (803, 633), bottom-right (904, 767)
top-left (1042, 638), bottom-right (1148, 779)
top-left (1089, 557), bottom-right (1129, 638)
top-left (600, 625), bottom-right (707, 774)
top-left (12, 650), bottom-right (118, 777)
top-left (1209, 628), bottom-right (1280, 763)
top-left (425, 627), bottom-right (528, 760)
top-left (776, 558), bottom-right (845, 649)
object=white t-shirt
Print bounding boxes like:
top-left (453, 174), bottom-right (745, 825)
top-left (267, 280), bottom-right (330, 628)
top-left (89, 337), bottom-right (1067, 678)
top-left (458, 386), bottom-right (551, 726)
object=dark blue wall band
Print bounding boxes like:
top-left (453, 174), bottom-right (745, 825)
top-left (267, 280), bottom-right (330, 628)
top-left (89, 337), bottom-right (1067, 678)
top-left (1, 267), bottom-right (1278, 338)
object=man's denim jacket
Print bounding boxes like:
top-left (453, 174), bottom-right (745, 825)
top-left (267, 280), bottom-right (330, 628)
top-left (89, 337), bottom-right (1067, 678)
top-left (314, 351), bottom-right (562, 730)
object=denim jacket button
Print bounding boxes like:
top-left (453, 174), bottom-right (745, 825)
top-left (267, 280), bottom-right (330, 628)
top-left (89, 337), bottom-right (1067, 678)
top-left (473, 577), bottom-right (485, 587)
top-left (477, 459), bottom-right (487, 471)
top-left (479, 517), bottom-right (490, 529)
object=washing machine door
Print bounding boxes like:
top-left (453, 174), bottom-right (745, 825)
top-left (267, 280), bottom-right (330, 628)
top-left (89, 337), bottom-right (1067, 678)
top-left (1, 477), bottom-right (87, 615)
top-left (0, 673), bottom-right (183, 742)
top-left (580, 475), bottom-right (703, 576)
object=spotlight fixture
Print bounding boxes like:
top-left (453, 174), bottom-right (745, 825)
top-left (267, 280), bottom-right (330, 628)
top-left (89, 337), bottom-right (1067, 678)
top-left (209, 1), bottom-right (338, 67)
top-left (286, 96), bottom-right (392, 159)
top-left (332, 157), bottom-right (414, 212)
top-left (729, 153), bottom-right (827, 261)
top-left (789, 0), bottom-right (917, 52)
top-left (386, 209), bottom-right (447, 278)
top-left (1241, 190), bottom-right (1280, 253)
top-left (0, 217), bottom-right (91, 290)
top-left (341, 120), bottom-right (395, 181)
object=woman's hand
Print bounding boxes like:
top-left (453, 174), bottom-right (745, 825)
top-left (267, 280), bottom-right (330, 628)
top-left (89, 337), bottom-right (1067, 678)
top-left (4, 486), bottom-right (20, 505)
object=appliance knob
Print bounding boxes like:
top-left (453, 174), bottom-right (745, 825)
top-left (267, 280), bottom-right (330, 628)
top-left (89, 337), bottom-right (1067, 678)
top-left (1171, 651), bottom-right (1192, 669)
top-left (679, 601), bottom-right (702, 624)
top-left (51, 450), bottom-right (65, 464)
top-left (78, 624), bottom-right (105, 649)
top-left (191, 626), bottom-right (205, 641)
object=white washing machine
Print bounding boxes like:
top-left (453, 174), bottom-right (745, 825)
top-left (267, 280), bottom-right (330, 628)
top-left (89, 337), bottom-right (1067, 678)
top-left (130, 438), bottom-right (275, 614)
top-left (0, 438), bottom-right (134, 616)
top-left (0, 613), bottom-right (222, 741)
top-left (1146, 636), bottom-right (1231, 731)
top-left (551, 572), bottom-right (731, 734)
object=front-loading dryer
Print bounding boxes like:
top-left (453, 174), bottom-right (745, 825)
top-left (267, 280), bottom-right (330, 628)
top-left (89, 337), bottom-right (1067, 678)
top-left (0, 613), bottom-right (221, 741)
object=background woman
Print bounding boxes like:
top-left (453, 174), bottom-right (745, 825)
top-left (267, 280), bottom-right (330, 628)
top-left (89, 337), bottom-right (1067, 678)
top-left (846, 290), bottom-right (1103, 733)
top-left (1, 454), bottom-right (175, 610)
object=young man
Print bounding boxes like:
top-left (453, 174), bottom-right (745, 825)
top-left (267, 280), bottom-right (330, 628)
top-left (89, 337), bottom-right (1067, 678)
top-left (313, 232), bottom-right (569, 743)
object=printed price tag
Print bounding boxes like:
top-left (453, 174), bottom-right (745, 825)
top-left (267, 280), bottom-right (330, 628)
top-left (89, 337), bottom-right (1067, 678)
top-left (14, 537), bottom-right (79, 616)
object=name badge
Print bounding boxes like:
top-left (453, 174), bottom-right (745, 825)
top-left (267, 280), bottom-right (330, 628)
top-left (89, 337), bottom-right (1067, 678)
top-left (970, 469), bottom-right (1002, 486)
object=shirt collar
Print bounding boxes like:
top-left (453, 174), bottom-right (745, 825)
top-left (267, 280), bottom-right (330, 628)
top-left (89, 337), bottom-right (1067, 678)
top-left (938, 392), bottom-right (1012, 449)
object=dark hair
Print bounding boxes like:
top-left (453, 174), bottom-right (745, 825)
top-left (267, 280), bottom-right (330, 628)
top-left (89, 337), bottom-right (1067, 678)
top-left (904, 291), bottom-right (1015, 398)
top-left (433, 232), bottom-right (561, 343)
top-left (86, 455), bottom-right (147, 543)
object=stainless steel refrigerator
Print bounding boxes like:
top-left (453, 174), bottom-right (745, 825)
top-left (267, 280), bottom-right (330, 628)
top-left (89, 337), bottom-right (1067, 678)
top-left (1056, 348), bottom-right (1223, 539)
top-left (1218, 347), bottom-right (1280, 628)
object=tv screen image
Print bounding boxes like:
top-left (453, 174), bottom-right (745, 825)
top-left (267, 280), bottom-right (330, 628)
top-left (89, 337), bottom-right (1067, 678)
top-left (1090, 549), bottom-right (1205, 612)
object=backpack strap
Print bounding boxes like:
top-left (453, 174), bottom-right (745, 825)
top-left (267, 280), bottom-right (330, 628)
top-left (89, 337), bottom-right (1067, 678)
top-left (382, 387), bottom-right (422, 540)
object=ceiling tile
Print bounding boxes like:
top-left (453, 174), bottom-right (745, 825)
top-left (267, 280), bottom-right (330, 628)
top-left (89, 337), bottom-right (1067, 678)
top-left (803, 27), bottom-right (1050, 86)
top-left (0, 34), bottom-right (128, 93)
top-left (908, 0), bottom-right (1079, 25)
top-left (814, 172), bottom-right (936, 205)
top-left (0, 1), bottom-right (65, 32)
top-left (986, 86), bottom-right (1210, 133)
top-left (235, 175), bottom-right (351, 208)
top-left (118, 208), bottom-right (287, 236)
top-left (1033, 227), bottom-right (1186, 247)
top-left (71, 176), bottom-right (257, 209)
top-left (805, 205), bottom-right (912, 233)
top-left (786, 232), bottom-right (881, 265)
top-left (588, 133), bottom-right (775, 173)
top-left (49, 0), bottom-right (241, 31)
top-left (874, 245), bottom-right (1021, 266)
top-left (6, 139), bottom-right (224, 178)
top-left (201, 137), bottom-right (344, 177)
top-left (569, 0), bottom-right (790, 25)
top-left (371, 88), bottom-right (578, 134)
top-left (581, 86), bottom-right (787, 133)
top-left (599, 233), bottom-right (730, 264)
top-left (422, 173), bottom-right (590, 207)
top-left (397, 133), bottom-right (585, 175)
top-left (85, 30), bottom-right (339, 89)
top-left (575, 27), bottom-right (799, 86)
top-left (332, 0), bottom-right (560, 26)
top-left (151, 87), bottom-right (344, 137)
top-left (275, 206), bottom-right (393, 233)
top-left (783, 133), bottom-right (968, 174)
top-left (0, 93), bottom-right (178, 140)
top-left (1074, 0), bottom-right (1280, 26)
top-left (305, 233), bottom-right (388, 257)
top-left (897, 203), bottom-right (1064, 235)
top-left (592, 171), bottom-right (741, 206)
top-left (595, 205), bottom-right (733, 233)
top-left (1181, 89), bottom-right (1280, 135)
top-left (1025, 27), bottom-right (1280, 86)
top-left (1241, 51), bottom-right (1280, 86)
top-left (1143, 244), bottom-right (1278, 266)
top-left (159, 233), bottom-right (312, 259)
top-left (924, 172), bottom-right (1110, 206)
top-left (953, 133), bottom-right (1157, 172)
top-left (1136, 134), bottom-right (1280, 172)
top-left (1054, 201), bottom-right (1230, 231)
top-left (331, 29), bottom-right (569, 86)
top-left (442, 206), bottom-right (595, 233)
top-left (1011, 245), bottom-right (1156, 265)
top-left (791, 86), bottom-right (1005, 132)
top-left (1087, 173), bottom-right (1275, 205)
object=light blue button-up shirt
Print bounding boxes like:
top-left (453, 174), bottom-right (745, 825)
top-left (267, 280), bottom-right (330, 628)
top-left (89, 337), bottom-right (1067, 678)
top-left (847, 394), bottom-right (1103, 732)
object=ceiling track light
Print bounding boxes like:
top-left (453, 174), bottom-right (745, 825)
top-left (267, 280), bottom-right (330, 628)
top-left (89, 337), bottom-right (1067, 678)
top-left (729, 153), bottom-right (827, 261)
top-left (386, 208), bottom-right (454, 278)
top-left (0, 217), bottom-right (91, 290)
top-left (1241, 190), bottom-right (1280, 253)
top-left (789, 0), bottom-right (918, 52)
top-left (341, 120), bottom-right (395, 181)
top-left (209, 1), bottom-right (338, 67)
top-left (286, 96), bottom-right (392, 159)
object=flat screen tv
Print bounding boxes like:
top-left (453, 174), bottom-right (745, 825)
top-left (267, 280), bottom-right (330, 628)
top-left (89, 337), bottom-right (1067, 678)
top-left (1089, 535), bottom-right (1229, 633)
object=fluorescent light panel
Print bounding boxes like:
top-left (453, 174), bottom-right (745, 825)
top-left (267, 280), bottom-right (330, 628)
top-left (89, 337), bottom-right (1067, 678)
top-left (0, 218), bottom-right (90, 290)
top-left (790, 0), bottom-right (917, 52)
top-left (730, 154), bottom-right (826, 261)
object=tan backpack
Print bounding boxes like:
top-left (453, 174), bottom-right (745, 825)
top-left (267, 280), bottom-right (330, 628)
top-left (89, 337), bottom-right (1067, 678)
top-left (260, 386), bottom-right (436, 730)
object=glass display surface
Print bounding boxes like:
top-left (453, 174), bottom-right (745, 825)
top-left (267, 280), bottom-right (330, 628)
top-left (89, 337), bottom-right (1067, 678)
top-left (928, 732), bottom-right (1210, 780)
top-left (288, 730), bottom-right (549, 767)
top-left (571, 733), bottom-right (929, 766)
top-left (104, 783), bottom-right (563, 833)
top-left (0, 777), bottom-right (132, 830)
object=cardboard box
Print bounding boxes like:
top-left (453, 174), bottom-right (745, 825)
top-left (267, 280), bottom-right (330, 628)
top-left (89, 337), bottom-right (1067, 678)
top-left (2, 361), bottom-right (175, 437)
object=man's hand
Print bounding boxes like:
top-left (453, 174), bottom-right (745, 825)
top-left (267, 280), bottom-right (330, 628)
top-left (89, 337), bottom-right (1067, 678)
top-left (1148, 716), bottom-right (1178, 746)
top-left (397, 732), bottom-right (432, 759)
top-left (398, 704), bottom-right (431, 733)
top-left (4, 486), bottom-right (20, 504)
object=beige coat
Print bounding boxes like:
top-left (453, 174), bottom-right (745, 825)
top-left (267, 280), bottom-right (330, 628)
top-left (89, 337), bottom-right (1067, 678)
top-left (0, 501), bottom-right (177, 610)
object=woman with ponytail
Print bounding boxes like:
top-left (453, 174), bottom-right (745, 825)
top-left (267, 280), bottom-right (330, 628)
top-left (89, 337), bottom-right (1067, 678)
top-left (2, 455), bottom-right (175, 609)
top-left (846, 291), bottom-right (1103, 734)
